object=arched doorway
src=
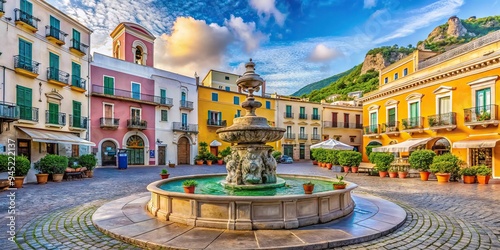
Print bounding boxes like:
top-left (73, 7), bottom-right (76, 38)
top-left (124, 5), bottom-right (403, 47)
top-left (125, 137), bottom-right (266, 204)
top-left (177, 137), bottom-right (190, 165)
top-left (126, 135), bottom-right (144, 165)
top-left (101, 140), bottom-right (117, 166)
top-left (432, 138), bottom-right (451, 155)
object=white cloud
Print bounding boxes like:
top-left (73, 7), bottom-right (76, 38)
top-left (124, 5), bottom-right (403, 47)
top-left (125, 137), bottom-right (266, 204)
top-left (308, 44), bottom-right (342, 62)
top-left (249, 0), bottom-right (286, 26)
top-left (225, 15), bottom-right (269, 53)
top-left (364, 0), bottom-right (377, 9)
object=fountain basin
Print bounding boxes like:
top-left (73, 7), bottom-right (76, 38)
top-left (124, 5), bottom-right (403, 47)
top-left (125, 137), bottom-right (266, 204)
top-left (147, 174), bottom-right (357, 230)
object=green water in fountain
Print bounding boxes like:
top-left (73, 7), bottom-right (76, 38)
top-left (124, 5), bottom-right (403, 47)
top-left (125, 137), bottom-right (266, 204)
top-left (160, 176), bottom-right (337, 196)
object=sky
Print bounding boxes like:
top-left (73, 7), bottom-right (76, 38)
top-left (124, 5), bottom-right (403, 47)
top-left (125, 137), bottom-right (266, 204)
top-left (48, 0), bottom-right (499, 95)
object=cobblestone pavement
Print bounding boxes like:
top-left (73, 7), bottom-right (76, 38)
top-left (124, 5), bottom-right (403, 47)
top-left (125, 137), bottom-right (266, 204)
top-left (1, 162), bottom-right (499, 249)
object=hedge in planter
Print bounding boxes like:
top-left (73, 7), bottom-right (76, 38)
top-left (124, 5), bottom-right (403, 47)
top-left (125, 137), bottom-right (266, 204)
top-left (370, 152), bottom-right (394, 172)
top-left (338, 151), bottom-right (362, 167)
top-left (408, 150), bottom-right (436, 172)
top-left (432, 153), bottom-right (462, 181)
top-left (0, 154), bottom-right (9, 173)
top-left (41, 155), bottom-right (68, 182)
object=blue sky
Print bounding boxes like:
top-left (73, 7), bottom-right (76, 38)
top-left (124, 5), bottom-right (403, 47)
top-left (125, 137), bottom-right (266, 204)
top-left (49, 0), bottom-right (499, 95)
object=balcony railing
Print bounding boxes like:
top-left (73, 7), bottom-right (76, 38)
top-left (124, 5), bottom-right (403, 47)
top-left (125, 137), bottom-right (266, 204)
top-left (298, 133), bottom-right (308, 140)
top-left (179, 100), bottom-right (194, 110)
top-left (71, 75), bottom-right (86, 90)
top-left (401, 117), bottom-right (424, 130)
top-left (19, 106), bottom-right (38, 122)
top-left (45, 111), bottom-right (66, 126)
top-left (127, 119), bottom-right (147, 130)
top-left (157, 97), bottom-right (174, 107)
top-left (172, 122), bottom-right (198, 133)
top-left (45, 25), bottom-right (67, 44)
top-left (382, 121), bottom-right (399, 133)
top-left (284, 133), bottom-right (296, 140)
top-left (324, 121), bottom-right (362, 129)
top-left (207, 119), bottom-right (227, 127)
top-left (70, 39), bottom-right (89, 55)
top-left (464, 105), bottom-right (498, 124)
top-left (311, 134), bottom-right (321, 140)
top-left (311, 114), bottom-right (320, 120)
top-left (92, 85), bottom-right (171, 106)
top-left (299, 113), bottom-right (307, 119)
top-left (100, 117), bottom-right (119, 128)
top-left (47, 67), bottom-right (70, 84)
top-left (69, 115), bottom-right (88, 129)
top-left (428, 112), bottom-right (457, 127)
top-left (284, 112), bottom-right (294, 118)
top-left (14, 55), bottom-right (40, 74)
top-left (14, 8), bottom-right (40, 30)
top-left (364, 124), bottom-right (380, 135)
top-left (0, 103), bottom-right (20, 121)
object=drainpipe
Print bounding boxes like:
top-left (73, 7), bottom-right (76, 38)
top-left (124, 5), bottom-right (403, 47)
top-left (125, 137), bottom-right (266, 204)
top-left (87, 34), bottom-right (92, 155)
top-left (2, 66), bottom-right (5, 104)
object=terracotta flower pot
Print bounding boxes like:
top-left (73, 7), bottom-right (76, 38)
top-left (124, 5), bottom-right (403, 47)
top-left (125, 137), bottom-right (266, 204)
top-left (36, 173), bottom-right (49, 184)
top-left (351, 167), bottom-right (358, 173)
top-left (52, 173), bottom-right (64, 182)
top-left (303, 184), bottom-right (315, 194)
top-left (160, 173), bottom-right (170, 179)
top-left (85, 170), bottom-right (94, 178)
top-left (217, 160), bottom-right (224, 165)
top-left (206, 160), bottom-right (213, 166)
top-left (398, 171), bottom-right (408, 179)
top-left (196, 160), bottom-right (203, 165)
top-left (435, 173), bottom-right (451, 183)
top-left (343, 166), bottom-right (350, 173)
top-left (169, 163), bottom-right (176, 168)
top-left (419, 171), bottom-right (430, 181)
top-left (477, 175), bottom-right (490, 184)
top-left (333, 184), bottom-right (346, 190)
top-left (388, 172), bottom-right (398, 178)
top-left (312, 160), bottom-right (318, 165)
top-left (13, 176), bottom-right (25, 188)
top-left (326, 163), bottom-right (333, 170)
top-left (183, 186), bottom-right (196, 193)
top-left (462, 175), bottom-right (475, 184)
top-left (379, 171), bottom-right (388, 178)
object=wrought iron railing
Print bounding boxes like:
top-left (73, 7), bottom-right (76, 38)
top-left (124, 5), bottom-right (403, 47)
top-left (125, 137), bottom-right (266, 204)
top-left (69, 115), bottom-right (88, 129)
top-left (207, 119), bottom-right (227, 127)
top-left (172, 122), bottom-right (198, 133)
top-left (92, 85), bottom-right (170, 106)
top-left (464, 105), bottom-right (498, 123)
top-left (47, 67), bottom-right (70, 84)
top-left (180, 100), bottom-right (193, 109)
top-left (364, 124), bottom-right (380, 135)
top-left (45, 25), bottom-right (67, 43)
top-left (100, 117), bottom-right (119, 127)
top-left (298, 133), bottom-right (308, 140)
top-left (127, 119), bottom-right (147, 129)
top-left (284, 112), bottom-right (294, 118)
top-left (428, 112), bottom-right (457, 127)
top-left (45, 111), bottom-right (66, 126)
top-left (382, 121), bottom-right (399, 133)
top-left (14, 8), bottom-right (40, 29)
top-left (401, 117), bottom-right (424, 130)
top-left (0, 103), bottom-right (20, 120)
top-left (284, 133), bottom-right (296, 139)
top-left (70, 39), bottom-right (89, 55)
top-left (157, 96), bottom-right (173, 106)
top-left (299, 113), bottom-right (307, 119)
top-left (71, 75), bottom-right (86, 90)
top-left (311, 114), bottom-right (320, 120)
top-left (19, 106), bottom-right (38, 122)
top-left (14, 55), bottom-right (40, 74)
top-left (311, 134), bottom-right (321, 140)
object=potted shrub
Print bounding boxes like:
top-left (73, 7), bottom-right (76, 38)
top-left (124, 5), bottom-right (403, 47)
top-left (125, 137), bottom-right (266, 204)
top-left (194, 155), bottom-right (204, 165)
top-left (370, 152), bottom-right (394, 178)
top-left (0, 155), bottom-right (10, 189)
top-left (325, 151), bottom-right (334, 169)
top-left (79, 154), bottom-right (97, 178)
top-left (431, 153), bottom-right (462, 182)
top-left (168, 161), bottom-right (176, 168)
top-left (303, 181), bottom-right (315, 194)
top-left (459, 166), bottom-right (476, 184)
top-left (206, 153), bottom-right (217, 166)
top-left (332, 175), bottom-right (346, 189)
top-left (398, 165), bottom-right (409, 179)
top-left (217, 156), bottom-right (224, 165)
top-left (338, 151), bottom-right (350, 172)
top-left (182, 179), bottom-right (198, 193)
top-left (310, 149), bottom-right (318, 165)
top-left (388, 166), bottom-right (398, 178)
top-left (429, 161), bottom-right (454, 183)
top-left (409, 150), bottom-right (436, 181)
top-left (34, 161), bottom-right (49, 184)
top-left (159, 169), bottom-right (170, 179)
top-left (315, 149), bottom-right (326, 167)
top-left (13, 156), bottom-right (31, 188)
top-left (271, 150), bottom-right (282, 163)
top-left (339, 151), bottom-right (362, 173)
top-left (41, 155), bottom-right (68, 182)
top-left (475, 165), bottom-right (492, 184)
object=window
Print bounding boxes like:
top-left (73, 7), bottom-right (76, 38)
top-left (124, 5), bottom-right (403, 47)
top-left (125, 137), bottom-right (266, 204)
top-left (131, 83), bottom-right (140, 100)
top-left (135, 46), bottom-right (143, 65)
top-left (384, 77), bottom-right (388, 84)
top-left (266, 101), bottom-right (271, 109)
top-left (72, 29), bottom-right (81, 50)
top-left (72, 101), bottom-right (82, 127)
top-left (332, 112), bottom-right (338, 127)
top-left (403, 68), bottom-right (408, 77)
top-left (131, 108), bottom-right (141, 121)
top-left (300, 127), bottom-right (305, 135)
top-left (103, 103), bottom-right (113, 118)
top-left (212, 93), bottom-right (218, 102)
top-left (356, 114), bottom-right (361, 127)
top-left (71, 62), bottom-right (81, 87)
top-left (312, 108), bottom-right (319, 119)
top-left (409, 102), bottom-right (420, 127)
top-left (103, 76), bottom-right (114, 95)
top-left (476, 87), bottom-right (491, 109)
top-left (300, 107), bottom-right (305, 114)
top-left (48, 103), bottom-right (59, 124)
top-left (285, 105), bottom-right (292, 117)
top-left (235, 110), bottom-right (241, 118)
top-left (16, 85), bottom-right (32, 120)
top-left (181, 92), bottom-right (186, 101)
top-left (161, 110), bottom-right (168, 121)
top-left (344, 113), bottom-right (349, 128)
top-left (233, 96), bottom-right (239, 105)
top-left (48, 52), bottom-right (59, 80)
top-left (438, 96), bottom-right (451, 115)
top-left (181, 113), bottom-right (188, 126)
top-left (208, 111), bottom-right (222, 125)
top-left (369, 112), bottom-right (378, 131)
top-left (388, 108), bottom-right (396, 126)
top-left (49, 16), bottom-right (60, 39)
top-left (18, 39), bottom-right (32, 69)
top-left (394, 73), bottom-right (399, 80)
top-left (286, 126), bottom-right (292, 135)
top-left (225, 86), bottom-right (230, 91)
top-left (160, 89), bottom-right (167, 104)
top-left (313, 127), bottom-right (318, 135)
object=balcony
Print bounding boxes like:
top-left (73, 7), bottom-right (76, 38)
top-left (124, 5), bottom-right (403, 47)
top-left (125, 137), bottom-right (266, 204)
top-left (70, 39), bottom-right (89, 57)
top-left (157, 97), bottom-right (174, 108)
top-left (382, 121), bottom-right (400, 136)
top-left (69, 115), bottom-right (88, 131)
top-left (127, 119), bottom-right (147, 130)
top-left (207, 119), bottom-right (227, 127)
top-left (14, 55), bottom-right (40, 78)
top-left (323, 122), bottom-right (363, 129)
top-left (299, 113), bottom-right (307, 119)
top-left (284, 112), bottom-right (294, 119)
top-left (311, 114), bottom-right (320, 120)
top-left (0, 1), bottom-right (5, 18)
top-left (45, 111), bottom-right (66, 128)
top-left (179, 100), bottom-right (194, 111)
top-left (100, 117), bottom-right (119, 130)
top-left (92, 85), bottom-right (171, 107)
top-left (0, 103), bottom-right (20, 123)
top-left (464, 105), bottom-right (499, 128)
top-left (298, 133), bottom-right (308, 140)
top-left (311, 134), bottom-right (321, 141)
top-left (172, 122), bottom-right (198, 133)
top-left (14, 8), bottom-right (40, 32)
top-left (47, 67), bottom-right (70, 86)
top-left (70, 75), bottom-right (86, 92)
top-left (428, 112), bottom-right (457, 131)
top-left (18, 106), bottom-right (39, 123)
top-left (323, 121), bottom-right (338, 128)
top-left (284, 133), bottom-right (296, 140)
top-left (401, 117), bottom-right (424, 134)
top-left (45, 25), bottom-right (67, 45)
top-left (363, 124), bottom-right (380, 138)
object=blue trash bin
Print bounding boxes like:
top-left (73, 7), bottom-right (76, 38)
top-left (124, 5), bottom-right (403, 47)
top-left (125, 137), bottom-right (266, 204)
top-left (117, 149), bottom-right (128, 169)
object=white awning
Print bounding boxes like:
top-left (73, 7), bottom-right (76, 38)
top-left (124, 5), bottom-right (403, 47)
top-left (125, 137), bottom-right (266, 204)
top-left (310, 139), bottom-right (354, 150)
top-left (372, 138), bottom-right (433, 153)
top-left (18, 127), bottom-right (95, 146)
top-left (210, 140), bottom-right (222, 147)
top-left (453, 138), bottom-right (500, 148)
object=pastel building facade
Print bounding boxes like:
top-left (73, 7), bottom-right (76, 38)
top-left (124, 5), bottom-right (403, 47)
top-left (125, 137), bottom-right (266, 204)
top-left (321, 101), bottom-right (363, 153)
top-left (361, 30), bottom-right (500, 178)
top-left (202, 69), bottom-right (266, 97)
top-left (0, 0), bottom-right (92, 182)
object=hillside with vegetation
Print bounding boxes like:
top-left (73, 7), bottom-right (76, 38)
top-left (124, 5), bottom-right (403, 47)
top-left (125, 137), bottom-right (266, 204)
top-left (292, 68), bottom-right (353, 97)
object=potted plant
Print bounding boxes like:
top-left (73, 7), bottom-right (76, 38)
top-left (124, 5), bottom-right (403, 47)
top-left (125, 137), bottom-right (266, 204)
top-left (79, 154), bottom-right (97, 178)
top-left (41, 155), bottom-right (68, 182)
top-left (430, 161), bottom-right (454, 183)
top-left (194, 155), bottom-right (204, 165)
top-left (218, 147), bottom-right (232, 165)
top-left (310, 149), bottom-right (318, 165)
top-left (159, 169), bottom-right (170, 179)
top-left (216, 156), bottom-right (224, 165)
top-left (475, 165), bottom-right (492, 184)
top-left (168, 161), bottom-right (176, 168)
top-left (315, 149), bottom-right (325, 167)
top-left (303, 181), bottom-right (315, 194)
top-left (13, 156), bottom-right (31, 188)
top-left (428, 117), bottom-right (436, 127)
top-left (408, 150), bottom-right (436, 181)
top-left (388, 166), bottom-right (398, 178)
top-left (325, 151), bottom-right (334, 169)
top-left (182, 179), bottom-right (198, 193)
top-left (398, 165), bottom-right (409, 179)
top-left (271, 150), bottom-right (282, 163)
top-left (332, 175), bottom-right (346, 189)
top-left (431, 153), bottom-right (462, 182)
top-left (0, 155), bottom-right (11, 189)
top-left (338, 151), bottom-right (362, 173)
top-left (370, 152), bottom-right (394, 178)
top-left (459, 166), bottom-right (476, 184)
top-left (206, 153), bottom-right (217, 166)
top-left (402, 119), bottom-right (408, 129)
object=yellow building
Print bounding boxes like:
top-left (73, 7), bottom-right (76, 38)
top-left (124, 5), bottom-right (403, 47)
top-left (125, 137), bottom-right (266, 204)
top-left (197, 86), bottom-right (277, 156)
top-left (361, 30), bottom-right (500, 178)
top-left (201, 69), bottom-right (266, 96)
top-left (322, 100), bottom-right (364, 154)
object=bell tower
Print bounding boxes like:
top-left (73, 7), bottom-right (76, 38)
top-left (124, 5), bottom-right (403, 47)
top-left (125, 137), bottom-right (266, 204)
top-left (110, 22), bottom-right (155, 67)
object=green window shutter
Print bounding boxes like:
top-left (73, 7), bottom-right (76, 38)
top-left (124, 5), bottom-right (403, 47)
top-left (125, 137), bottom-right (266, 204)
top-left (73, 29), bottom-right (81, 49)
top-left (218, 112), bottom-right (222, 122)
top-left (17, 86), bottom-right (32, 120)
top-left (49, 16), bottom-right (60, 39)
top-left (19, 39), bottom-right (32, 66)
top-left (21, 0), bottom-right (33, 15)
top-left (286, 105), bottom-right (291, 114)
top-left (49, 53), bottom-right (59, 69)
top-left (104, 76), bottom-right (114, 95)
top-left (72, 62), bottom-right (81, 86)
top-left (49, 103), bottom-right (59, 124)
top-left (160, 89), bottom-right (166, 104)
top-left (313, 108), bottom-right (318, 116)
top-left (73, 101), bottom-right (81, 127)
top-left (388, 108), bottom-right (395, 124)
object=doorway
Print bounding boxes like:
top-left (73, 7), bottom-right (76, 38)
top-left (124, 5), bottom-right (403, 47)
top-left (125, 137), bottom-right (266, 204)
top-left (177, 137), bottom-right (190, 165)
top-left (126, 135), bottom-right (144, 165)
top-left (283, 145), bottom-right (293, 158)
top-left (299, 144), bottom-right (305, 159)
top-left (101, 140), bottom-right (117, 166)
top-left (17, 140), bottom-right (31, 160)
top-left (158, 146), bottom-right (166, 165)
top-left (210, 146), bottom-right (218, 157)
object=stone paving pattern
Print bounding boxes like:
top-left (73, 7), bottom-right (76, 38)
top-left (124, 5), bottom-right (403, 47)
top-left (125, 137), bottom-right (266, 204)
top-left (0, 162), bottom-right (499, 249)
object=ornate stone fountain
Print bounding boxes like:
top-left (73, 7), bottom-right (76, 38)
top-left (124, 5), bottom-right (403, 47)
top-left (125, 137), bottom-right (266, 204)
top-left (217, 59), bottom-right (286, 188)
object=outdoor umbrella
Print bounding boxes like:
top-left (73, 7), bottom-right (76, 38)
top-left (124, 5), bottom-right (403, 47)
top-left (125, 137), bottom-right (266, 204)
top-left (310, 139), bottom-right (354, 150)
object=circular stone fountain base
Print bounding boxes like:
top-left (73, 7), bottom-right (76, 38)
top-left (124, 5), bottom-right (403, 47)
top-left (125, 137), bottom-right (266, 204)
top-left (220, 177), bottom-right (286, 190)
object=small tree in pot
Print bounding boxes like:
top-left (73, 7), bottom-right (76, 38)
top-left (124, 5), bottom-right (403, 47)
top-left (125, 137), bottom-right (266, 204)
top-left (34, 160), bottom-right (49, 184)
top-left (338, 151), bottom-right (362, 173)
top-left (79, 154), bottom-right (97, 178)
top-left (429, 161), bottom-right (454, 183)
top-left (408, 150), bottom-right (436, 181)
top-left (370, 152), bottom-right (394, 178)
top-left (42, 155), bottom-right (68, 182)
top-left (13, 156), bottom-right (31, 188)
top-left (431, 153), bottom-right (462, 182)
top-left (459, 166), bottom-right (477, 184)
top-left (475, 165), bottom-right (492, 184)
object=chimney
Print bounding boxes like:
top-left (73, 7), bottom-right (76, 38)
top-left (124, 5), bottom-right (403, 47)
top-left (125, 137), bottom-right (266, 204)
top-left (195, 72), bottom-right (199, 85)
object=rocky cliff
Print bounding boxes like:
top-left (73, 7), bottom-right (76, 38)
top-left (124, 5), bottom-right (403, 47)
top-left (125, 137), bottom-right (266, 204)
top-left (360, 51), bottom-right (408, 75)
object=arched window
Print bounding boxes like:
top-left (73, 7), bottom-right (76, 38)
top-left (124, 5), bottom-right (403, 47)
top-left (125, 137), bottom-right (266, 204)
top-left (135, 46), bottom-right (143, 65)
top-left (113, 42), bottom-right (120, 59)
top-left (431, 138), bottom-right (451, 155)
